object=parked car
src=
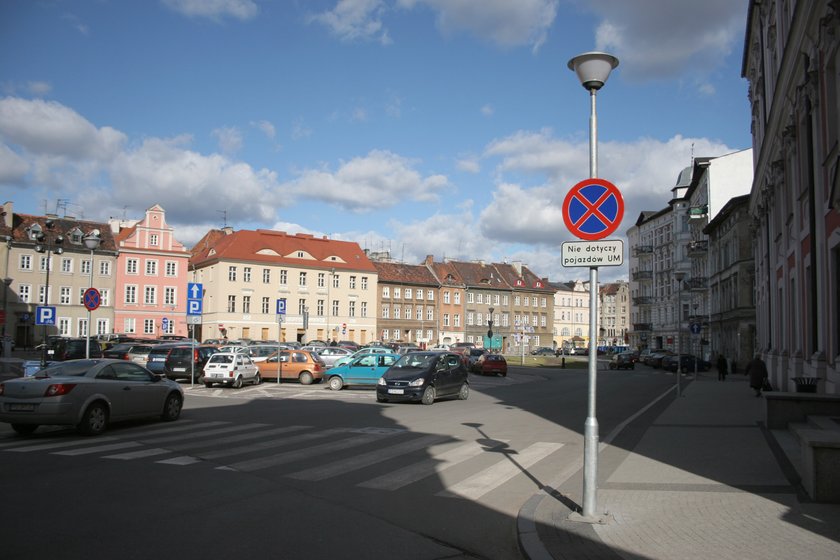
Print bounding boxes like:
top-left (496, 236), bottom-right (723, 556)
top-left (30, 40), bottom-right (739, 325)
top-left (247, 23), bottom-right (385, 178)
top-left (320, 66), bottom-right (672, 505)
top-left (255, 350), bottom-right (326, 385)
top-left (531, 347), bottom-right (555, 356)
top-left (376, 351), bottom-right (470, 405)
top-left (103, 343), bottom-right (155, 365)
top-left (0, 359), bottom-right (183, 436)
top-left (202, 352), bottom-right (260, 388)
top-left (472, 354), bottom-right (507, 376)
top-left (608, 352), bottom-right (636, 370)
top-left (325, 352), bottom-right (400, 391)
top-left (165, 344), bottom-right (220, 381)
top-left (312, 346), bottom-right (353, 368)
top-left (395, 343), bottom-right (421, 355)
top-left (46, 337), bottom-right (103, 361)
top-left (571, 346), bottom-right (589, 356)
top-left (332, 346), bottom-right (393, 369)
top-left (451, 342), bottom-right (475, 349)
top-left (467, 348), bottom-right (488, 368)
top-left (337, 340), bottom-right (360, 351)
top-left (662, 354), bottom-right (710, 373)
top-left (648, 350), bottom-right (675, 369)
top-left (144, 343), bottom-right (185, 376)
top-left (247, 344), bottom-right (282, 363)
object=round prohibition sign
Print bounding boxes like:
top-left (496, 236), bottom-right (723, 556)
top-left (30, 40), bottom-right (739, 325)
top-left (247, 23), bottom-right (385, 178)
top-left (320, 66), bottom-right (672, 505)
top-left (562, 178), bottom-right (625, 241)
top-left (83, 287), bottom-right (101, 311)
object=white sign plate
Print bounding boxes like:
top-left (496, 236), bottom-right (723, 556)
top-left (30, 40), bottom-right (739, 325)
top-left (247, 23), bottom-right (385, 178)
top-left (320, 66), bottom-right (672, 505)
top-left (561, 239), bottom-right (624, 267)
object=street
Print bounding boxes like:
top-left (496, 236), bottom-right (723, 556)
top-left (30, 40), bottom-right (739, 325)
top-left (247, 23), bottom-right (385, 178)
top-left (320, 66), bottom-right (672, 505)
top-left (0, 362), bottom-right (677, 560)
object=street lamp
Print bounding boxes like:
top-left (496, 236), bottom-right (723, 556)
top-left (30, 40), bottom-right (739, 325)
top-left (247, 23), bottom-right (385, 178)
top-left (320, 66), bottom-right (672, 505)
top-left (83, 230), bottom-right (101, 359)
top-left (567, 50), bottom-right (618, 523)
top-left (692, 301), bottom-right (699, 380)
top-left (28, 220), bottom-right (64, 368)
top-left (674, 271), bottom-right (685, 396)
top-left (487, 307), bottom-right (494, 351)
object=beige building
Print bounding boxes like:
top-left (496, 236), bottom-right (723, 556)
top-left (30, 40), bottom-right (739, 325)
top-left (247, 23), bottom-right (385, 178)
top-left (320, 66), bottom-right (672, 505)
top-left (189, 229), bottom-right (378, 345)
top-left (598, 281), bottom-right (629, 349)
top-left (551, 280), bottom-right (591, 352)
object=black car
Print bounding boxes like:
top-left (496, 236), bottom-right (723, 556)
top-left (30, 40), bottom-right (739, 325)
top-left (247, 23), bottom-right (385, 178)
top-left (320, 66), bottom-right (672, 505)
top-left (376, 351), bottom-right (469, 405)
top-left (531, 347), bottom-right (555, 356)
top-left (144, 343), bottom-right (185, 376)
top-left (164, 344), bottom-right (220, 381)
top-left (608, 352), bottom-right (636, 370)
top-left (46, 337), bottom-right (103, 361)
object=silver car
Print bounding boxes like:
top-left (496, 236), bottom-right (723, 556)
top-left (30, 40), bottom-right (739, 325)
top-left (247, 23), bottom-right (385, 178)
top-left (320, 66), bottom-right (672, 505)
top-left (0, 359), bottom-right (184, 436)
top-left (312, 346), bottom-right (353, 368)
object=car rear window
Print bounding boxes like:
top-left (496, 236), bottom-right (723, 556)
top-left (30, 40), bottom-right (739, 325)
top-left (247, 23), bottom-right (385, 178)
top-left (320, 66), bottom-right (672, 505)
top-left (209, 354), bottom-right (235, 364)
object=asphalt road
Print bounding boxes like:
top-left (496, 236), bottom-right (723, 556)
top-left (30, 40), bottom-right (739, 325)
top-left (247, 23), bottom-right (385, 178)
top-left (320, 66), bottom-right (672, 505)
top-left (0, 362), bottom-right (676, 560)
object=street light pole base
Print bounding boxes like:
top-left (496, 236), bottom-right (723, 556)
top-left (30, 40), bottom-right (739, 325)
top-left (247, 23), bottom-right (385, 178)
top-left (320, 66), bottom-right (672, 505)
top-left (567, 511), bottom-right (614, 525)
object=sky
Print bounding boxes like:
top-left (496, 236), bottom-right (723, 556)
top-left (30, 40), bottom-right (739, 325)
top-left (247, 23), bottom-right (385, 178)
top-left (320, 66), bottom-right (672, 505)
top-left (0, 0), bottom-right (752, 283)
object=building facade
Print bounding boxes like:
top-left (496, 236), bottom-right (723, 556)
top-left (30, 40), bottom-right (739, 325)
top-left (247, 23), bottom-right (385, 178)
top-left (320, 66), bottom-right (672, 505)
top-left (743, 0), bottom-right (840, 393)
top-left (372, 260), bottom-right (439, 346)
top-left (598, 281), bottom-right (629, 349)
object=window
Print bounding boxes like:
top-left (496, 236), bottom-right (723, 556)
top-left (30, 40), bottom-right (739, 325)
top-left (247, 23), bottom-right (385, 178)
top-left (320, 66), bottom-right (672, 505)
top-left (533, 297), bottom-right (538, 307)
top-left (394, 288), bottom-right (401, 299)
top-left (60, 258), bottom-right (72, 273)
top-left (296, 251), bottom-right (304, 258)
top-left (404, 288), bottom-right (412, 299)
top-left (523, 296), bottom-right (529, 307)
top-left (298, 298), bottom-right (305, 314)
top-left (427, 290), bottom-right (433, 301)
top-left (58, 318), bottom-right (70, 336)
top-left (124, 285), bottom-right (137, 304)
top-left (100, 290), bottom-right (110, 307)
top-left (243, 296), bottom-right (251, 314)
top-left (145, 260), bottom-right (158, 276)
top-left (318, 273), bottom-right (325, 287)
top-left (443, 291), bottom-right (450, 304)
top-left (317, 299), bottom-right (324, 315)
top-left (382, 306), bottom-right (390, 319)
top-left (467, 312), bottom-right (474, 326)
top-left (150, 234), bottom-right (158, 246)
top-left (18, 284), bottom-right (30, 303)
top-left (60, 286), bottom-right (71, 304)
top-left (280, 269), bottom-right (288, 285)
top-left (361, 301), bottom-right (367, 317)
top-left (454, 292), bottom-right (461, 305)
top-left (126, 259), bottom-right (138, 274)
top-left (361, 277), bottom-right (368, 290)
top-left (228, 266), bottom-right (237, 281)
top-left (454, 314), bottom-right (460, 327)
top-left (349, 301), bottom-right (356, 317)
top-left (332, 274), bottom-right (339, 289)
top-left (164, 287), bottom-right (175, 306)
top-left (99, 261), bottom-right (111, 276)
top-left (350, 276), bottom-right (357, 289)
top-left (299, 272), bottom-right (307, 286)
top-left (144, 319), bottom-right (155, 335)
top-left (477, 293), bottom-right (483, 304)
top-left (263, 269), bottom-right (271, 283)
top-left (383, 287), bottom-right (390, 298)
top-left (394, 306), bottom-right (401, 319)
top-left (165, 261), bottom-right (177, 276)
top-left (124, 318), bottom-right (135, 333)
top-left (416, 307), bottom-right (422, 320)
top-left (331, 300), bottom-right (339, 316)
top-left (19, 254), bottom-right (32, 271)
top-left (227, 295), bottom-right (236, 313)
top-left (144, 286), bottom-right (156, 305)
top-left (39, 255), bottom-right (50, 272)
top-left (80, 259), bottom-right (91, 276)
top-left (467, 292), bottom-right (474, 303)
top-left (443, 314), bottom-right (450, 326)
top-left (502, 295), bottom-right (508, 305)
top-left (515, 295), bottom-right (521, 306)
top-left (261, 297), bottom-right (269, 314)
top-left (78, 287), bottom-right (86, 305)
top-left (243, 267), bottom-right (251, 282)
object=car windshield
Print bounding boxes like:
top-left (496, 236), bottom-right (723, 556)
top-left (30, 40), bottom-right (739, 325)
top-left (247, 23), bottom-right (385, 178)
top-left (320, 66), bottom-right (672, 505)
top-left (392, 353), bottom-right (436, 369)
top-left (38, 360), bottom-right (99, 377)
top-left (209, 354), bottom-right (235, 364)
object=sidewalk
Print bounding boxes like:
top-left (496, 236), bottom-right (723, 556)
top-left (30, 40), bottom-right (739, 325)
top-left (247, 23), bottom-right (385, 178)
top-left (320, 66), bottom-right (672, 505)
top-left (518, 371), bottom-right (840, 560)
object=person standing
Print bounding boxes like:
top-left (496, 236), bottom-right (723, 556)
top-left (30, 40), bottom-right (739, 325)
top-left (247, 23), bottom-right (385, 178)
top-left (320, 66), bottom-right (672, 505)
top-left (747, 354), bottom-right (769, 397)
top-left (716, 353), bottom-right (728, 381)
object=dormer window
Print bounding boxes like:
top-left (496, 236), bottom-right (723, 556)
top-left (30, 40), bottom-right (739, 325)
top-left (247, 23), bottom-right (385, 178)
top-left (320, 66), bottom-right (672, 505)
top-left (297, 251), bottom-right (304, 258)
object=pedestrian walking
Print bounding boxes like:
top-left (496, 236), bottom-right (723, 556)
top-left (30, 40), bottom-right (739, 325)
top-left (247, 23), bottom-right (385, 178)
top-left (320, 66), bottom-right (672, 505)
top-left (746, 354), bottom-right (769, 397)
top-left (716, 353), bottom-right (728, 381)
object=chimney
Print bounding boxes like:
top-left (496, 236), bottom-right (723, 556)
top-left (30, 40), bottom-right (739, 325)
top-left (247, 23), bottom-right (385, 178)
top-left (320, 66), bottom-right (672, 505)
top-left (512, 261), bottom-right (522, 275)
top-left (424, 255), bottom-right (434, 266)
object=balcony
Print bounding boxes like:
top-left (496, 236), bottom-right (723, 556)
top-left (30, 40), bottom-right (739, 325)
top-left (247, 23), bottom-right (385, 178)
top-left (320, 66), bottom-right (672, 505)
top-left (633, 296), bottom-right (654, 306)
top-left (633, 323), bottom-right (652, 332)
top-left (632, 270), bottom-right (653, 282)
top-left (686, 277), bottom-right (707, 291)
top-left (687, 239), bottom-right (708, 256)
top-left (633, 245), bottom-right (654, 257)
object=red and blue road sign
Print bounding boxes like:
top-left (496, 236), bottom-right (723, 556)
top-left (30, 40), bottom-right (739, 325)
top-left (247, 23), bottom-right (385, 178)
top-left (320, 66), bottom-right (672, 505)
top-left (83, 287), bottom-right (101, 311)
top-left (562, 178), bottom-right (625, 241)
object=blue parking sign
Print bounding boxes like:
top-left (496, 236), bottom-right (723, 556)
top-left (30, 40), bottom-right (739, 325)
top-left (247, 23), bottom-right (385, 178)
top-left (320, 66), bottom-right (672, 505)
top-left (36, 306), bottom-right (56, 325)
top-left (276, 298), bottom-right (286, 315)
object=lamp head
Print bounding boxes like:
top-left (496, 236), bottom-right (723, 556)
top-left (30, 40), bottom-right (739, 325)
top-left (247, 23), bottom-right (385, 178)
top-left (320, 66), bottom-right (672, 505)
top-left (568, 51), bottom-right (619, 91)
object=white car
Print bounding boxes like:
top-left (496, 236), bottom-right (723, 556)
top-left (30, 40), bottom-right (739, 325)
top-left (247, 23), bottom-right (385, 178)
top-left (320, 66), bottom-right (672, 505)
top-left (202, 352), bottom-right (260, 388)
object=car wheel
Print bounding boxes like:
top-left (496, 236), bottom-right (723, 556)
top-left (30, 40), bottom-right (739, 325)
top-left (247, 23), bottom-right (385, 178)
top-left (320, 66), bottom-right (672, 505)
top-left (11, 423), bottom-right (38, 436)
top-left (421, 385), bottom-right (435, 405)
top-left (457, 382), bottom-right (469, 400)
top-left (609, 363), bottom-right (616, 370)
top-left (77, 402), bottom-right (108, 436)
top-left (161, 393), bottom-right (183, 421)
top-left (233, 376), bottom-right (243, 389)
top-left (328, 376), bottom-right (343, 391)
top-left (253, 373), bottom-right (261, 385)
top-left (204, 382), bottom-right (213, 388)
top-left (299, 371), bottom-right (314, 385)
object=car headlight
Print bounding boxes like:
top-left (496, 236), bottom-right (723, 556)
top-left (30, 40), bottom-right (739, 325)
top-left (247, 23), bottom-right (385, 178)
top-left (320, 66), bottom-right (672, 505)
top-left (408, 377), bottom-right (424, 387)
top-left (377, 377), bottom-right (386, 386)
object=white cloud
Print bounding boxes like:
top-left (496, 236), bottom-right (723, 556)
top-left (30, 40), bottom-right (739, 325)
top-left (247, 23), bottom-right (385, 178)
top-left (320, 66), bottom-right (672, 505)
top-left (0, 143), bottom-right (29, 184)
top-left (456, 157), bottom-right (480, 173)
top-left (389, 211), bottom-right (481, 262)
top-left (399, 0), bottom-right (558, 51)
top-left (212, 126), bottom-right (243, 154)
top-left (588, 0), bottom-right (747, 83)
top-left (161, 0), bottom-right (259, 21)
top-left (251, 120), bottom-right (276, 139)
top-left (282, 149), bottom-right (449, 211)
top-left (310, 0), bottom-right (392, 44)
top-left (291, 117), bottom-right (313, 140)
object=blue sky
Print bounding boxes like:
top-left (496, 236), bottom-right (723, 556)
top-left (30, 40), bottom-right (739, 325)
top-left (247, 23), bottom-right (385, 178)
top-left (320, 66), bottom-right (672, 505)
top-left (0, 0), bottom-right (751, 282)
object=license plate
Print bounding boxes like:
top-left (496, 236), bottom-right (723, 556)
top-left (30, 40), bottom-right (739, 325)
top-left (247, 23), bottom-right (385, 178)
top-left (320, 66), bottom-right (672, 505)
top-left (153, 357), bottom-right (165, 362)
top-left (387, 388), bottom-right (404, 394)
top-left (9, 403), bottom-right (35, 411)
top-left (173, 367), bottom-right (186, 372)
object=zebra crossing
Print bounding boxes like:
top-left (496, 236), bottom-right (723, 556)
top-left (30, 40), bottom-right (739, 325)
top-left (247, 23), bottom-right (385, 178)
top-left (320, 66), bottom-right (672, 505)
top-left (1, 420), bottom-right (567, 502)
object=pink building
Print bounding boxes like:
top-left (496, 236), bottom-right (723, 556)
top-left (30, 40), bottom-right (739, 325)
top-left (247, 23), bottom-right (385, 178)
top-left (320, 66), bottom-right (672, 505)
top-left (112, 205), bottom-right (190, 339)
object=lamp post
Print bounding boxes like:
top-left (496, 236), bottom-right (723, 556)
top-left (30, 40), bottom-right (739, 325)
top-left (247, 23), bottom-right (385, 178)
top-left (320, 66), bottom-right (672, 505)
top-left (693, 301), bottom-right (699, 380)
top-left (28, 220), bottom-right (64, 368)
top-left (568, 50), bottom-right (618, 523)
top-left (83, 230), bottom-right (101, 359)
top-left (674, 271), bottom-right (685, 396)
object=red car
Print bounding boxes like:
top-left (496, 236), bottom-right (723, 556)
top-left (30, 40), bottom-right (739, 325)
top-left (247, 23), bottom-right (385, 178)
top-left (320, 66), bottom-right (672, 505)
top-left (472, 354), bottom-right (507, 376)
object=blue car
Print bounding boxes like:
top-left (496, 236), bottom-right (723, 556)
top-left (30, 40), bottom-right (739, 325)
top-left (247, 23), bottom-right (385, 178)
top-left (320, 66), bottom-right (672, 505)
top-left (325, 352), bottom-right (400, 391)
